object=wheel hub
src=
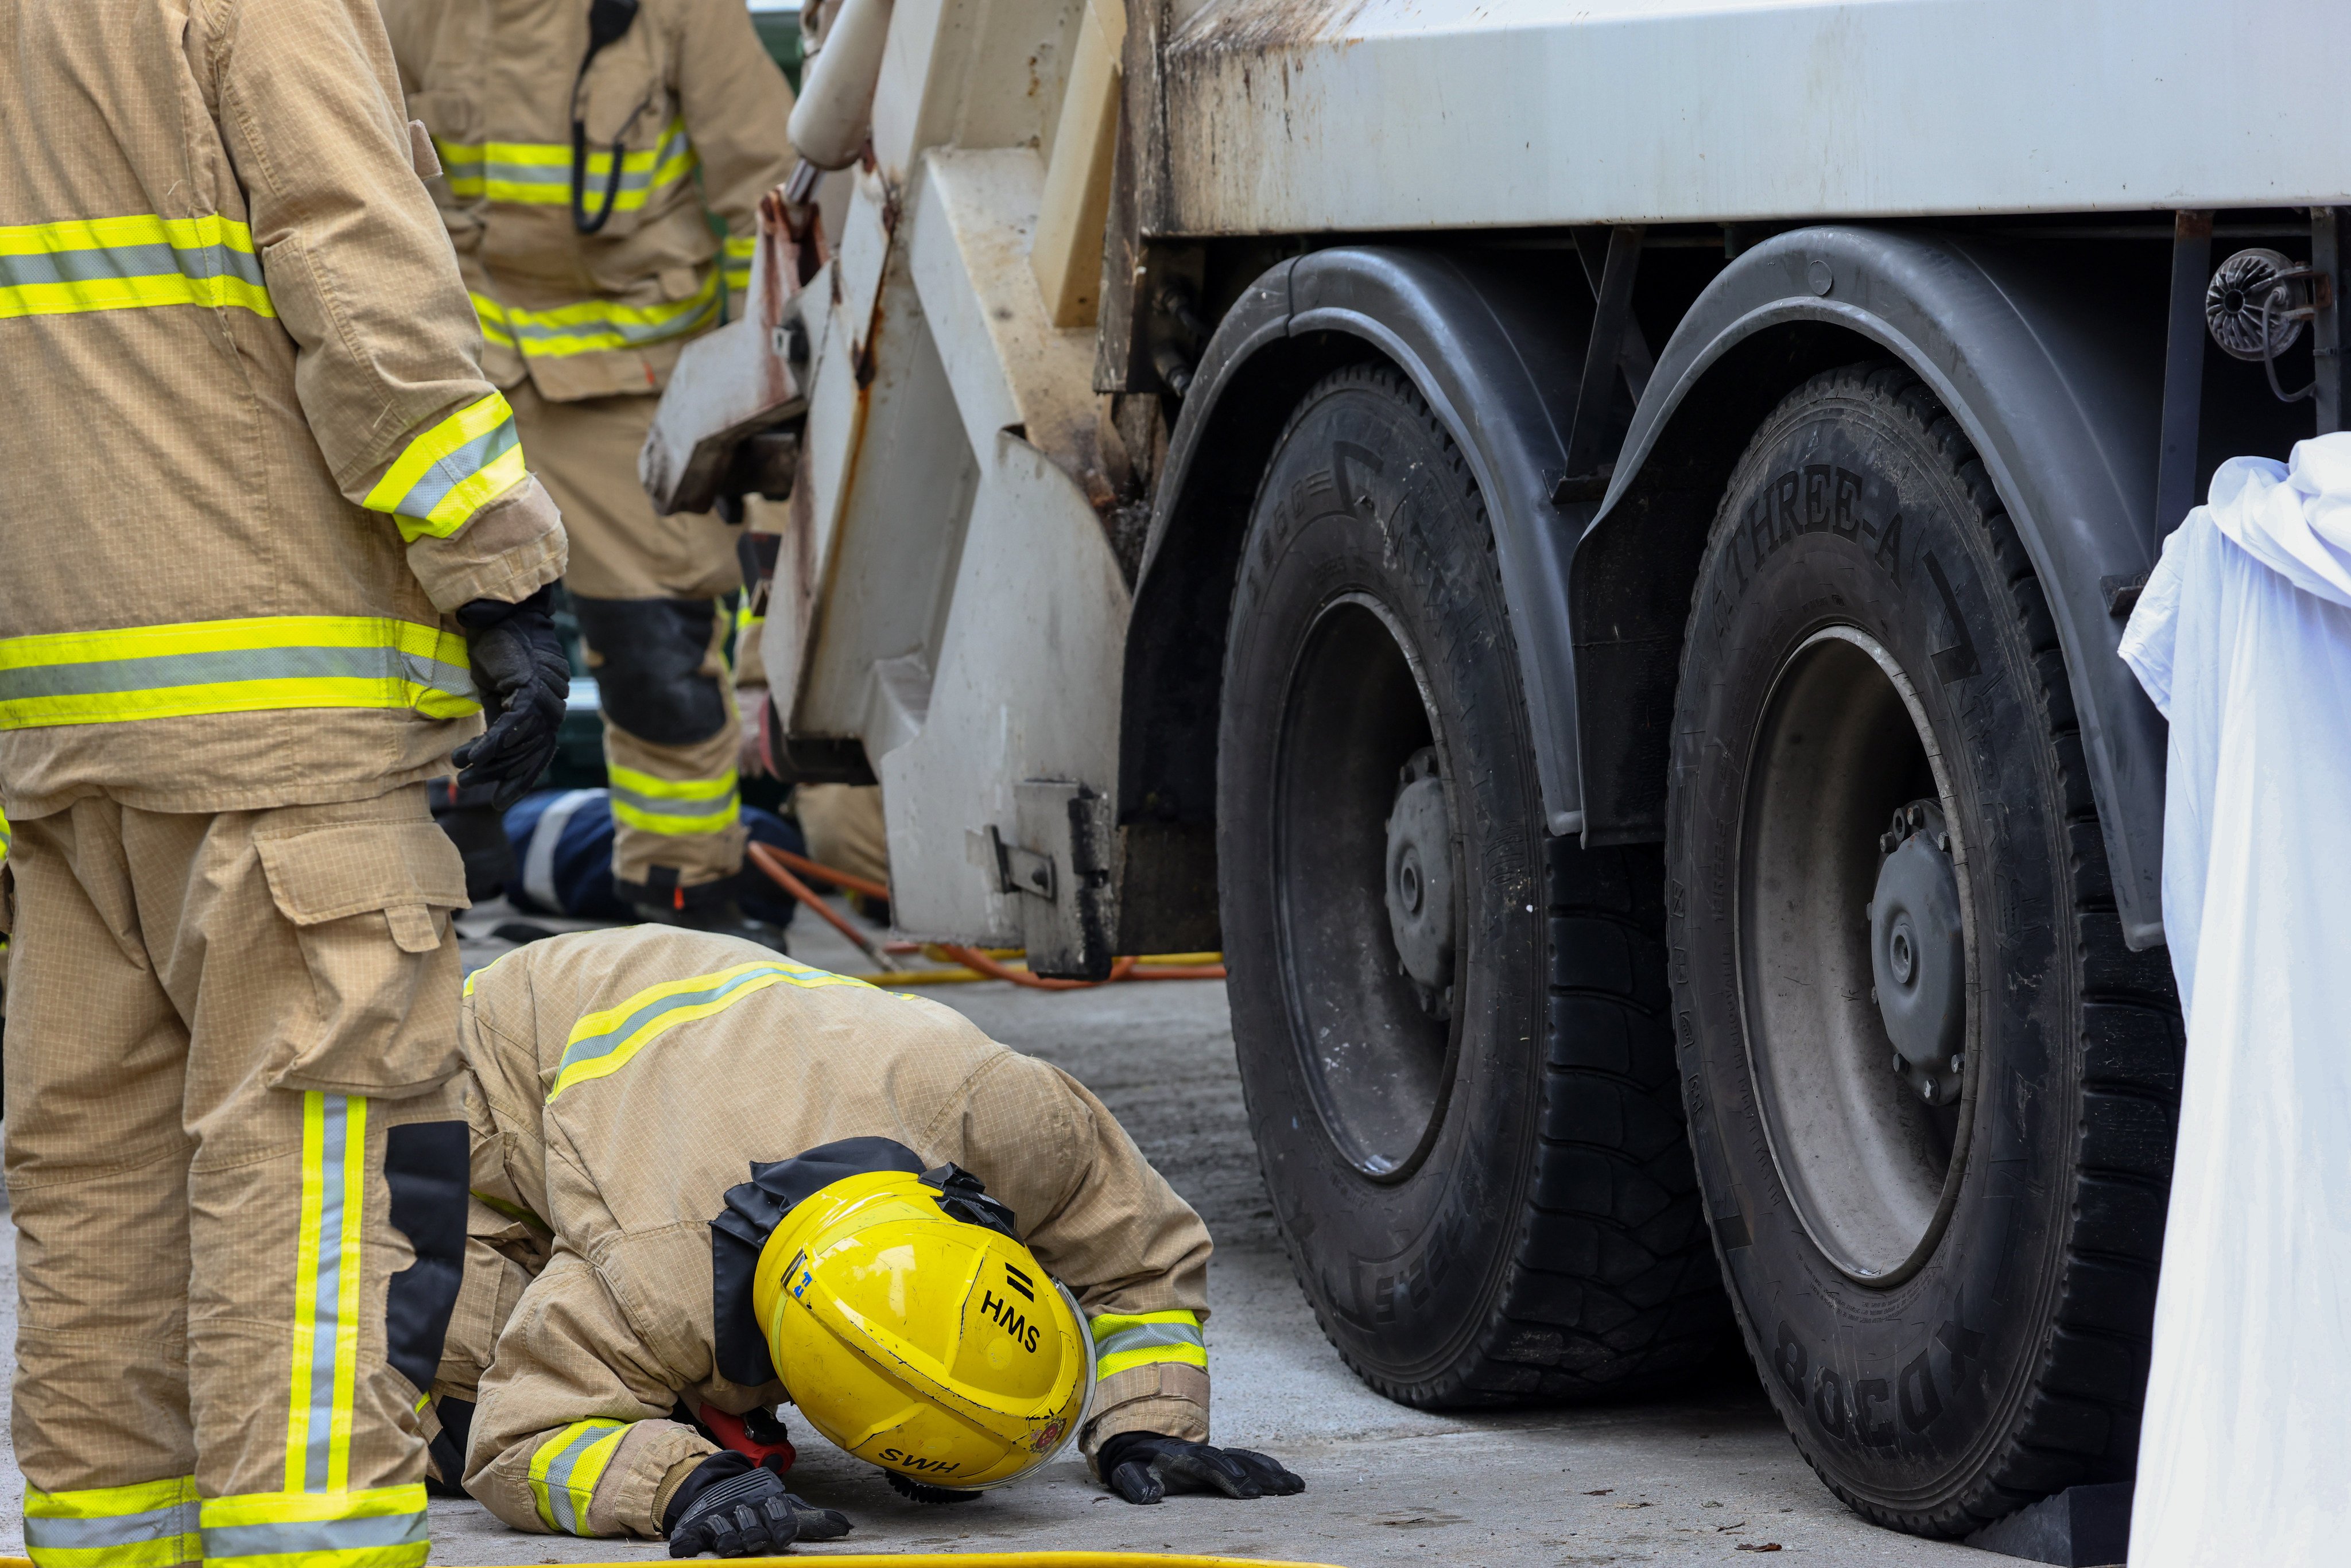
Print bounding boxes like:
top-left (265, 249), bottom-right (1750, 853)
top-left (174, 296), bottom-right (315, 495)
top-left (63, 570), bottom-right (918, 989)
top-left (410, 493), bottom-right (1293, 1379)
top-left (1871, 800), bottom-right (1966, 1106)
top-left (1384, 747), bottom-right (1455, 1021)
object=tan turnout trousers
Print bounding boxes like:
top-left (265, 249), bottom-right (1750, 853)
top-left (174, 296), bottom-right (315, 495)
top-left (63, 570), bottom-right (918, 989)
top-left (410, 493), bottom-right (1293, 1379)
top-left (4, 787), bottom-right (472, 1568)
top-left (508, 383), bottom-right (744, 893)
top-left (433, 926), bottom-right (1213, 1541)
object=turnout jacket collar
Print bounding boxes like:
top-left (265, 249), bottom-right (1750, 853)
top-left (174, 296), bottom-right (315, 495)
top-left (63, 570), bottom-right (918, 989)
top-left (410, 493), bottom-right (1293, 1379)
top-left (709, 1136), bottom-right (928, 1387)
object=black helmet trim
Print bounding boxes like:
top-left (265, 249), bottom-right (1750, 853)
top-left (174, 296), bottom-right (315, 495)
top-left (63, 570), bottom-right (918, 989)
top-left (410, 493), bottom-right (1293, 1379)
top-left (918, 1163), bottom-right (1021, 1241)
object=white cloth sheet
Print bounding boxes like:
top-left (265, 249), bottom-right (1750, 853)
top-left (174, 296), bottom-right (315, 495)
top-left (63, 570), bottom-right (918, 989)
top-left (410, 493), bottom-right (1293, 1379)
top-left (2121, 435), bottom-right (2351, 1567)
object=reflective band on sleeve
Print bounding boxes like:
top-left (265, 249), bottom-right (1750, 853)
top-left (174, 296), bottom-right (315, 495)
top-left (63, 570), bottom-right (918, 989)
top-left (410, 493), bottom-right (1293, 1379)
top-left (470, 268), bottom-right (721, 362)
top-left (436, 119), bottom-right (696, 210)
top-left (607, 764), bottom-right (739, 837)
top-left (0, 616), bottom-right (478, 730)
top-left (362, 391), bottom-right (527, 542)
top-left (526, 1420), bottom-right (628, 1535)
top-left (286, 1093), bottom-right (368, 1493)
top-left (0, 802), bottom-right (11, 868)
top-left (548, 958), bottom-right (876, 1101)
top-left (24, 1474), bottom-right (200, 1568)
top-left (1091, 1310), bottom-right (1208, 1379)
top-left (0, 214), bottom-right (271, 321)
top-left (199, 1483), bottom-right (428, 1568)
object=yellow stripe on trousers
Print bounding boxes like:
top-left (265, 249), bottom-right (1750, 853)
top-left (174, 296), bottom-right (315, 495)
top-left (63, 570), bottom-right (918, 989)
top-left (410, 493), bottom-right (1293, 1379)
top-left (526, 1421), bottom-right (628, 1535)
top-left (185, 1095), bottom-right (429, 1565)
top-left (607, 764), bottom-right (739, 837)
top-left (288, 1092), bottom-right (367, 1493)
top-left (22, 1475), bottom-right (200, 1568)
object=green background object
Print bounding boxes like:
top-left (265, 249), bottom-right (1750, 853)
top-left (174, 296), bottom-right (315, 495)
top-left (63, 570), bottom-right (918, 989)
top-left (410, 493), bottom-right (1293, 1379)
top-left (751, 8), bottom-right (804, 88)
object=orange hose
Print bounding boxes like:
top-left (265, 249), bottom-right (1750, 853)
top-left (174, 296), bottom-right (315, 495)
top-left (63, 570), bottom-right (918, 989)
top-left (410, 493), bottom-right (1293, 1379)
top-left (938, 944), bottom-right (1138, 990)
top-left (763, 841), bottom-right (892, 903)
top-left (747, 842), bottom-right (893, 968)
top-left (749, 843), bottom-right (1228, 987)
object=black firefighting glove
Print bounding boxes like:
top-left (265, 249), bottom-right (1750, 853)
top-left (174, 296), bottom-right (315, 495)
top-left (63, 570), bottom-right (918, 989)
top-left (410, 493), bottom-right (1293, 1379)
top-left (451, 585), bottom-right (570, 809)
top-left (664, 1451), bottom-right (851, 1558)
top-left (1097, 1432), bottom-right (1306, 1504)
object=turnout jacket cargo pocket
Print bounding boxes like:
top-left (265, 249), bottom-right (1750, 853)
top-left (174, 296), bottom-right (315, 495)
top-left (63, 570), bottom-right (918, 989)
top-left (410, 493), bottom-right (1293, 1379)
top-left (258, 818), bottom-right (470, 1096)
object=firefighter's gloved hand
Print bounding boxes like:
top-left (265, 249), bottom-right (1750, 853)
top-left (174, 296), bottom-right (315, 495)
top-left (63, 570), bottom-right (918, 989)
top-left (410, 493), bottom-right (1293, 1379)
top-left (451, 585), bottom-right (570, 809)
top-left (1097, 1433), bottom-right (1306, 1504)
top-left (665, 1451), bottom-right (851, 1558)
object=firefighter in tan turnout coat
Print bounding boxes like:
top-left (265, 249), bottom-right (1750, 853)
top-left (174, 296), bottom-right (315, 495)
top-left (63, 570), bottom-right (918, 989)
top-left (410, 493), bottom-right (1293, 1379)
top-left (0, 0), bottom-right (573, 1564)
top-left (382, 0), bottom-right (798, 934)
top-left (432, 926), bottom-right (1302, 1551)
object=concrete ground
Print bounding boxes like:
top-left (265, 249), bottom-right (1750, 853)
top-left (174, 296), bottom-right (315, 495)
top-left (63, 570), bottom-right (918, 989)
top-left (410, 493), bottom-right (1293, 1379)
top-left (0, 899), bottom-right (2004, 1566)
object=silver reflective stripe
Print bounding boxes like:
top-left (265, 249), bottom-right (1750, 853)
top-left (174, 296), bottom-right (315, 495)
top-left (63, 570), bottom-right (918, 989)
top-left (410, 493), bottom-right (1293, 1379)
top-left (299, 1095), bottom-right (351, 1491)
top-left (0, 237), bottom-right (266, 290)
top-left (497, 296), bottom-right (713, 351)
top-left (394, 417), bottom-right (519, 521)
top-left (1096, 1321), bottom-right (1206, 1360)
top-left (607, 780), bottom-right (736, 820)
top-left (0, 644), bottom-right (475, 704)
top-left (24, 1501), bottom-right (195, 1550)
top-left (203, 1509), bottom-right (427, 1558)
top-left (540, 1426), bottom-right (606, 1535)
top-left (523, 789), bottom-right (603, 913)
top-left (554, 965), bottom-right (800, 1080)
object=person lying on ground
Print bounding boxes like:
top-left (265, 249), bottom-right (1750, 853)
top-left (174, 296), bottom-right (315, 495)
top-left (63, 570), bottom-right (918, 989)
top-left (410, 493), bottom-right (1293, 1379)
top-left (419, 925), bottom-right (1302, 1557)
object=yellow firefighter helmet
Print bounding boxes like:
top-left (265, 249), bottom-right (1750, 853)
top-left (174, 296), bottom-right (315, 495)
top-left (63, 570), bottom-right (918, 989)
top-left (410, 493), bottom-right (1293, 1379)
top-left (752, 1166), bottom-right (1094, 1491)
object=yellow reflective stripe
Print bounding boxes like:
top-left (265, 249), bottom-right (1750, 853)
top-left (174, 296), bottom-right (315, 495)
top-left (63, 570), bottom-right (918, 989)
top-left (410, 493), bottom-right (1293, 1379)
top-left (199, 1483), bottom-right (427, 1567)
top-left (471, 291), bottom-right (515, 351)
top-left (0, 212), bottom-right (271, 321)
top-left (1091, 1309), bottom-right (1208, 1378)
top-left (286, 1093), bottom-right (367, 1494)
top-left (475, 268), bottom-right (721, 360)
top-left (24, 1474), bottom-right (200, 1568)
top-left (0, 802), bottom-right (11, 868)
top-left (607, 763), bottom-right (739, 837)
top-left (549, 958), bottom-right (875, 1101)
top-left (436, 119), bottom-right (696, 210)
top-left (0, 616), bottom-right (478, 730)
top-left (362, 392), bottom-right (526, 542)
top-left (723, 234), bottom-right (756, 293)
top-left (527, 1420), bottom-right (628, 1534)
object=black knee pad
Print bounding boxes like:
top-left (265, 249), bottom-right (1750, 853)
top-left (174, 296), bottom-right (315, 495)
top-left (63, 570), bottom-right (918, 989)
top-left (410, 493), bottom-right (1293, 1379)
top-left (572, 596), bottom-right (730, 746)
top-left (384, 1121), bottom-right (467, 1396)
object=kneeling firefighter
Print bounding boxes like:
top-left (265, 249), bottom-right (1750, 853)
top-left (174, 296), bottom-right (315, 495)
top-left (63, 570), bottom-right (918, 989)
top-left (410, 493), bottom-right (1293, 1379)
top-left (426, 926), bottom-right (1302, 1555)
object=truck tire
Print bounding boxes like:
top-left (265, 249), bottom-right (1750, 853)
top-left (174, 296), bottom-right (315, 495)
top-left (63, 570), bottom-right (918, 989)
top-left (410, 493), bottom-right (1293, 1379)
top-left (1220, 363), bottom-right (1731, 1407)
top-left (1666, 364), bottom-right (2183, 1534)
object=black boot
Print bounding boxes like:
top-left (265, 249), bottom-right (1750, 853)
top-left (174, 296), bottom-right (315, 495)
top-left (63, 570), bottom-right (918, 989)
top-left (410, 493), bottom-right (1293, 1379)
top-left (617, 868), bottom-right (790, 954)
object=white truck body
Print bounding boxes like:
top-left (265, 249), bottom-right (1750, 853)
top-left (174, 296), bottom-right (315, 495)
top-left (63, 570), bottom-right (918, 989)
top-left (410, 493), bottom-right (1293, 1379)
top-left (756, 0), bottom-right (2349, 947)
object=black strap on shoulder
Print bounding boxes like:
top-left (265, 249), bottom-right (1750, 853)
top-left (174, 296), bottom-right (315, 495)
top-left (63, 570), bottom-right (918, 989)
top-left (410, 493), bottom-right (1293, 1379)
top-left (571, 0), bottom-right (643, 235)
